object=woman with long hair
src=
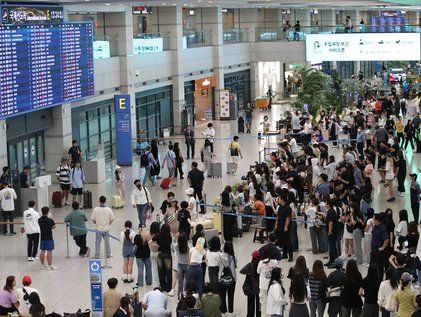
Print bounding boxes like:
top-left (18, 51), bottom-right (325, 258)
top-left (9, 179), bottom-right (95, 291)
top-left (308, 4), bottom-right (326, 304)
top-left (148, 221), bottom-right (160, 287)
top-left (120, 220), bottom-right (136, 283)
top-left (267, 267), bottom-right (287, 317)
top-left (240, 251), bottom-right (261, 317)
top-left (395, 151), bottom-right (407, 197)
top-left (134, 226), bottom-right (152, 287)
top-left (28, 292), bottom-right (45, 317)
top-left (363, 208), bottom-right (375, 264)
top-left (173, 142), bottom-right (184, 180)
top-left (384, 154), bottom-right (396, 202)
top-left (378, 267), bottom-right (398, 317)
top-left (350, 203), bottom-right (365, 265)
top-left (359, 175), bottom-right (373, 220)
top-left (287, 255), bottom-right (309, 282)
top-left (308, 260), bottom-right (327, 317)
top-left (403, 119), bottom-right (416, 150)
top-left (175, 234), bottom-right (189, 298)
top-left (289, 275), bottom-right (310, 316)
top-left (153, 223), bottom-right (173, 292)
top-left (206, 236), bottom-right (221, 292)
top-left (150, 139), bottom-right (160, 181)
top-left (396, 272), bottom-right (416, 317)
top-left (163, 198), bottom-right (179, 235)
top-left (359, 265), bottom-right (381, 316)
top-left (114, 166), bottom-right (125, 203)
top-left (219, 241), bottom-right (237, 316)
top-left (187, 237), bottom-right (206, 296)
top-left (0, 276), bottom-right (19, 315)
top-left (395, 209), bottom-right (409, 239)
top-left (264, 182), bottom-right (277, 232)
top-left (221, 186), bottom-right (235, 242)
top-left (340, 259), bottom-right (363, 316)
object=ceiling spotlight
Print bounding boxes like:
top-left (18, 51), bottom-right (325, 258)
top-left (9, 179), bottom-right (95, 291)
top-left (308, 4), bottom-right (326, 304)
top-left (105, 3), bottom-right (110, 5)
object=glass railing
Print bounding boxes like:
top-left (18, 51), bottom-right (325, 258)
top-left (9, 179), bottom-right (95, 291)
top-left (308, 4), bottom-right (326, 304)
top-left (223, 28), bottom-right (248, 44)
top-left (183, 30), bottom-right (213, 48)
top-left (256, 24), bottom-right (421, 42)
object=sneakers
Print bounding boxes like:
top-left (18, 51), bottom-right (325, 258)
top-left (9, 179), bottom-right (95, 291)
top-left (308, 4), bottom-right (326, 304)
top-left (28, 257), bottom-right (33, 262)
top-left (167, 289), bottom-right (175, 297)
top-left (85, 247), bottom-right (91, 258)
top-left (47, 265), bottom-right (58, 271)
top-left (92, 255), bottom-right (100, 259)
top-left (41, 265), bottom-right (46, 271)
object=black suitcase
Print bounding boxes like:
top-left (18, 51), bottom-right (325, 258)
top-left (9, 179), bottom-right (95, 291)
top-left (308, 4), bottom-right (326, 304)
top-left (83, 190), bottom-right (92, 209)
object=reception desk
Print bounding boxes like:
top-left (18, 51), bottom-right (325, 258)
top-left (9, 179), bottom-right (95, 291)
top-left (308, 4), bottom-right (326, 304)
top-left (17, 187), bottom-right (49, 216)
top-left (83, 156), bottom-right (106, 184)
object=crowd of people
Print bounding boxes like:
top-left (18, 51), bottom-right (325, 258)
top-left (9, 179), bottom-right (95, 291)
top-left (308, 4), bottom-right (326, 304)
top-left (0, 85), bottom-right (421, 317)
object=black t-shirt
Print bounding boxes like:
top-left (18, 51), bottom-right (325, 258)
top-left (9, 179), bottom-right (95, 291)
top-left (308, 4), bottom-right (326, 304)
top-left (68, 146), bottom-right (81, 163)
top-left (396, 158), bottom-right (407, 176)
top-left (177, 209), bottom-right (191, 233)
top-left (361, 277), bottom-right (380, 304)
top-left (20, 172), bottom-right (29, 188)
top-left (160, 200), bottom-right (171, 214)
top-left (188, 169), bottom-right (204, 189)
top-left (244, 108), bottom-right (253, 119)
top-left (325, 208), bottom-right (338, 235)
top-left (38, 216), bottom-right (55, 241)
top-left (276, 204), bottom-right (292, 230)
top-left (320, 149), bottom-right (328, 161)
top-left (134, 235), bottom-right (151, 258)
top-left (152, 235), bottom-right (171, 254)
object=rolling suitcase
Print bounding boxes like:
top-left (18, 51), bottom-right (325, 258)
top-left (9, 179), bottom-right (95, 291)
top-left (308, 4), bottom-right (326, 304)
top-left (83, 190), bottom-right (92, 209)
top-left (112, 195), bottom-right (123, 209)
top-left (160, 177), bottom-right (171, 189)
top-left (226, 161), bottom-right (235, 174)
top-left (52, 191), bottom-right (62, 208)
top-left (204, 228), bottom-right (219, 243)
top-left (209, 161), bottom-right (222, 178)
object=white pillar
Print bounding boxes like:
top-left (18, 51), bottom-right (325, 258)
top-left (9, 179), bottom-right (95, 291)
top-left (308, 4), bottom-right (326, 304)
top-left (0, 120), bottom-right (7, 168)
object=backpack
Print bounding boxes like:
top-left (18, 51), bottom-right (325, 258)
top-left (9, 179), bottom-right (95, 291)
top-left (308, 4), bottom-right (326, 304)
top-left (140, 152), bottom-right (149, 167)
top-left (219, 255), bottom-right (235, 286)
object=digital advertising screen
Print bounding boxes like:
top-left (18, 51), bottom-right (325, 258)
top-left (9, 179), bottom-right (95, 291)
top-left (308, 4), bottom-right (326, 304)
top-left (0, 23), bottom-right (95, 119)
top-left (306, 33), bottom-right (420, 62)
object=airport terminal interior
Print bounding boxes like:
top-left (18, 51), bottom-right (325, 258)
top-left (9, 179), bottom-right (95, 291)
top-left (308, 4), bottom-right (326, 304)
top-left (0, 0), bottom-right (421, 316)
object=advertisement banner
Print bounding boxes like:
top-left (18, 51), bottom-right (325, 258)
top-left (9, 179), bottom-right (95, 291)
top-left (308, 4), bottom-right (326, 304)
top-left (306, 33), bottom-right (420, 62)
top-left (88, 260), bottom-right (103, 313)
top-left (219, 90), bottom-right (230, 118)
top-left (133, 38), bottom-right (164, 54)
top-left (1, 4), bottom-right (64, 24)
top-left (93, 41), bottom-right (111, 60)
top-left (114, 95), bottom-right (133, 166)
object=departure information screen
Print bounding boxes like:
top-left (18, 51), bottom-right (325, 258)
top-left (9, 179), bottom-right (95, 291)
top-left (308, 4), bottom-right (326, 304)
top-left (0, 23), bottom-right (94, 119)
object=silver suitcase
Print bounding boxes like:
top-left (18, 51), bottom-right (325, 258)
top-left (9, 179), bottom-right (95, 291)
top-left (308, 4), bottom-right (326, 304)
top-left (209, 161), bottom-right (222, 178)
top-left (226, 161), bottom-right (235, 174)
top-left (204, 228), bottom-right (219, 243)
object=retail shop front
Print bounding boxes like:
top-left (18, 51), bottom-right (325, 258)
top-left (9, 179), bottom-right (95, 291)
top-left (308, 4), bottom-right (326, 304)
top-left (183, 77), bottom-right (216, 126)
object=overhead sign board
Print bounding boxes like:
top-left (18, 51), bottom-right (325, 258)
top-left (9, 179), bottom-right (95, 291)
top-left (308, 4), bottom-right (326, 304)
top-left (306, 33), bottom-right (420, 62)
top-left (1, 4), bottom-right (64, 24)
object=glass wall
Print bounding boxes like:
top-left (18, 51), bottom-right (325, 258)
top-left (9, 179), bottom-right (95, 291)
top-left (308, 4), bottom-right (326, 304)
top-left (337, 61), bottom-right (355, 78)
top-left (184, 81), bottom-right (195, 127)
top-left (135, 86), bottom-right (173, 140)
top-left (72, 100), bottom-right (116, 161)
top-left (224, 70), bottom-right (251, 110)
top-left (360, 61), bottom-right (375, 79)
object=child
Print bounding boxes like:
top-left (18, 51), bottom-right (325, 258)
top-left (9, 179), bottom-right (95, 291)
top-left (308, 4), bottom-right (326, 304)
top-left (38, 207), bottom-right (57, 270)
top-left (260, 116), bottom-right (270, 135)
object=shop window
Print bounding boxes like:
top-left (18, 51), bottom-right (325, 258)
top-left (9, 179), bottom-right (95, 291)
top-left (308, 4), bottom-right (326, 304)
top-left (88, 119), bottom-right (99, 136)
top-left (80, 122), bottom-right (88, 139)
top-left (100, 115), bottom-right (110, 131)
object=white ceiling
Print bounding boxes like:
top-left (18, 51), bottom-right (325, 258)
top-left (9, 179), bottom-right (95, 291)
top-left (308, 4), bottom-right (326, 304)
top-left (5, 0), bottom-right (421, 9)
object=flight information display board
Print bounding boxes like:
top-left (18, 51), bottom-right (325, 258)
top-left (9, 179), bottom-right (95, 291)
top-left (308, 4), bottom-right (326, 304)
top-left (0, 23), bottom-right (94, 119)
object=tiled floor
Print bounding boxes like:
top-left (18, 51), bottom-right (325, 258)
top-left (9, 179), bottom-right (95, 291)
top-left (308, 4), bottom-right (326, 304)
top-left (0, 103), bottom-right (419, 316)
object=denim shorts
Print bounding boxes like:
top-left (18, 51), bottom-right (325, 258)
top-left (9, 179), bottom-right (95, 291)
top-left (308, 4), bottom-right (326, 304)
top-left (40, 240), bottom-right (55, 251)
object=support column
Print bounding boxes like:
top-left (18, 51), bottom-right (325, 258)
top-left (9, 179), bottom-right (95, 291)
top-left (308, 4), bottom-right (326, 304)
top-left (44, 104), bottom-right (72, 175)
top-left (0, 120), bottom-right (7, 168)
top-left (159, 6), bottom-right (184, 131)
top-left (320, 9), bottom-right (336, 28)
top-left (203, 7), bottom-right (223, 120)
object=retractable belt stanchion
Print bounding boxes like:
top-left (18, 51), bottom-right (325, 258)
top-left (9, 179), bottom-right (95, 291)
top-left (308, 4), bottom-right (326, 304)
top-left (66, 223), bottom-right (70, 259)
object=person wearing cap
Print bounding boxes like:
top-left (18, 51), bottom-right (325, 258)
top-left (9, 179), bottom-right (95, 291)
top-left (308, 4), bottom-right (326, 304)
top-left (0, 182), bottom-right (17, 235)
top-left (64, 201), bottom-right (90, 257)
top-left (15, 276), bottom-right (39, 315)
top-left (114, 166), bottom-right (126, 203)
top-left (410, 173), bottom-right (420, 224)
top-left (20, 166), bottom-right (31, 188)
top-left (326, 258), bottom-right (345, 316)
top-left (56, 156), bottom-right (71, 206)
top-left (396, 272), bottom-right (417, 316)
top-left (185, 188), bottom-right (197, 219)
top-left (23, 200), bottom-right (40, 261)
top-left (70, 161), bottom-right (85, 206)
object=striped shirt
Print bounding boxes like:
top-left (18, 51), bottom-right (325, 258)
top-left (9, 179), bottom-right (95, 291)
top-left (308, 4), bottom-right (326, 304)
top-left (56, 164), bottom-right (70, 185)
top-left (308, 274), bottom-right (327, 301)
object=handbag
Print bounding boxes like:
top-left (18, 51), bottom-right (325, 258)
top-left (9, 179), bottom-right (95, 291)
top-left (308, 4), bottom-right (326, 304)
top-left (143, 186), bottom-right (155, 213)
top-left (242, 275), bottom-right (253, 295)
top-left (63, 309), bottom-right (91, 317)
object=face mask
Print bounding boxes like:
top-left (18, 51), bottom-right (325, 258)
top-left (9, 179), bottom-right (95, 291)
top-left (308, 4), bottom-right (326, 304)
top-left (136, 184), bottom-right (142, 189)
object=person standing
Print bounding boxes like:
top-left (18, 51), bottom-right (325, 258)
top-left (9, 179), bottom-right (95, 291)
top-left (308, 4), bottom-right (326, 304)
top-left (244, 104), bottom-right (253, 133)
top-left (173, 142), bottom-right (184, 180)
top-left (275, 193), bottom-right (293, 262)
top-left (395, 151), bottom-right (407, 197)
top-left (203, 123), bottom-right (216, 153)
top-left (68, 139), bottom-right (83, 165)
top-left (56, 157), bottom-right (71, 206)
top-left (161, 144), bottom-right (177, 186)
top-left (0, 182), bottom-right (17, 235)
top-left (64, 201), bottom-right (90, 257)
top-left (91, 196), bottom-right (115, 259)
top-left (20, 166), bottom-right (30, 188)
top-left (120, 221), bottom-right (136, 283)
top-left (187, 162), bottom-right (205, 214)
top-left (184, 125), bottom-right (195, 159)
top-left (403, 119), bottom-right (416, 150)
top-left (142, 146), bottom-right (158, 187)
top-left (293, 21), bottom-right (301, 41)
top-left (114, 166), bottom-right (126, 203)
top-left (228, 136), bottom-right (243, 175)
top-left (131, 179), bottom-right (152, 228)
top-left (134, 227), bottom-right (152, 287)
top-left (324, 199), bottom-right (339, 268)
top-left (410, 173), bottom-right (420, 224)
top-left (370, 213), bottom-right (389, 281)
top-left (219, 241), bottom-right (237, 316)
top-left (23, 201), bottom-right (40, 261)
top-left (69, 161), bottom-right (85, 205)
top-left (38, 207), bottom-right (57, 270)
top-left (0, 166), bottom-right (10, 188)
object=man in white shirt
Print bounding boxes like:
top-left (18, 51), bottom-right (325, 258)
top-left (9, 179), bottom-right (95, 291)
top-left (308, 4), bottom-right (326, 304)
top-left (91, 196), bottom-right (115, 258)
top-left (287, 136), bottom-right (301, 158)
top-left (0, 182), bottom-right (17, 235)
top-left (291, 111), bottom-right (301, 133)
top-left (131, 179), bottom-right (152, 228)
top-left (15, 276), bottom-right (39, 315)
top-left (23, 201), bottom-right (41, 261)
top-left (142, 288), bottom-right (170, 317)
top-left (202, 122), bottom-right (216, 153)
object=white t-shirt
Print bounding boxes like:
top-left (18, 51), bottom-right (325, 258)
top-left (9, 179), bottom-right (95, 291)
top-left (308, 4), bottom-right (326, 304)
top-left (189, 247), bottom-right (205, 264)
top-left (119, 230), bottom-right (136, 242)
top-left (204, 128), bottom-right (216, 143)
top-left (90, 206), bottom-right (116, 232)
top-left (396, 221), bottom-right (408, 237)
top-left (365, 218), bottom-right (374, 235)
top-left (289, 138), bottom-right (300, 154)
top-left (23, 208), bottom-right (41, 234)
top-left (188, 196), bottom-right (197, 214)
top-left (257, 259), bottom-right (279, 290)
top-left (0, 187), bottom-right (17, 211)
top-left (206, 250), bottom-right (221, 267)
top-left (16, 286), bottom-right (39, 314)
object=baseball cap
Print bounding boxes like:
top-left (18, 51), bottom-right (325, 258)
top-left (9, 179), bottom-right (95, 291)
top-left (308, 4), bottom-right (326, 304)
top-left (334, 258), bottom-right (344, 269)
top-left (22, 276), bottom-right (32, 284)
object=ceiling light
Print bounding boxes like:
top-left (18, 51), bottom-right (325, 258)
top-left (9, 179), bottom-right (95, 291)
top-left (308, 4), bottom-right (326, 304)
top-left (84, 0), bottom-right (90, 2)
top-left (105, 3), bottom-right (110, 5)
top-left (162, 2), bottom-right (167, 4)
top-left (172, 3), bottom-right (176, 5)
top-left (183, 3), bottom-right (188, 6)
